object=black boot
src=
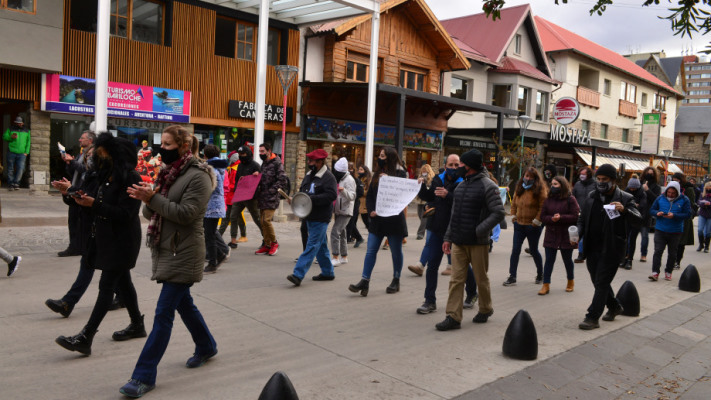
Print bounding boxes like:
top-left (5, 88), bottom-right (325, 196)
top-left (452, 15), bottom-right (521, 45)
top-left (697, 234), bottom-right (705, 251)
top-left (55, 327), bottom-right (96, 355)
top-left (386, 278), bottom-right (400, 294)
top-left (348, 279), bottom-right (369, 297)
top-left (705, 236), bottom-right (711, 253)
top-left (112, 315), bottom-right (147, 341)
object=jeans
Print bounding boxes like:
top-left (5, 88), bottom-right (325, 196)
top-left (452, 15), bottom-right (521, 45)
top-left (362, 233), bottom-right (403, 280)
top-left (585, 251), bottom-right (622, 320)
top-left (652, 231), bottom-right (682, 274)
top-left (698, 215), bottom-right (711, 237)
top-left (203, 218), bottom-right (228, 264)
top-left (6, 152), bottom-right (26, 186)
top-left (86, 269), bottom-right (141, 332)
top-left (640, 226), bottom-right (651, 257)
top-left (422, 230), bottom-right (476, 304)
top-left (330, 215), bottom-right (350, 257)
top-left (543, 247), bottom-right (574, 284)
top-left (132, 282), bottom-right (216, 386)
top-left (625, 226), bottom-right (641, 259)
top-left (293, 220), bottom-right (333, 279)
top-left (509, 223), bottom-right (543, 278)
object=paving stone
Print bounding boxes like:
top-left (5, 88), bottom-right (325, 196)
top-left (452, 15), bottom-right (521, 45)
top-left (679, 378), bottom-right (711, 400)
top-left (519, 362), bottom-right (580, 390)
top-left (681, 312), bottom-right (711, 336)
top-left (571, 341), bottom-right (622, 366)
top-left (551, 350), bottom-right (603, 378)
top-left (631, 344), bottom-right (679, 368)
top-left (453, 384), bottom-right (510, 400)
top-left (480, 374), bottom-right (553, 400)
top-left (651, 335), bottom-right (695, 358)
top-left (552, 378), bottom-right (618, 400)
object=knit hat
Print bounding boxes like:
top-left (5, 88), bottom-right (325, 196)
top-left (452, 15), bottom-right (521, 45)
top-left (306, 149), bottom-right (328, 160)
top-left (229, 153), bottom-right (239, 165)
top-left (595, 164), bottom-right (617, 180)
top-left (334, 157), bottom-right (349, 172)
top-left (665, 181), bottom-right (681, 196)
top-left (460, 149), bottom-right (483, 170)
top-left (13, 116), bottom-right (23, 124)
top-left (672, 172), bottom-right (685, 182)
top-left (627, 178), bottom-right (641, 189)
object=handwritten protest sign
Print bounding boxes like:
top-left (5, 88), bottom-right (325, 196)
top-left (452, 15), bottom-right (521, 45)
top-left (375, 176), bottom-right (421, 217)
top-left (232, 174), bottom-right (261, 203)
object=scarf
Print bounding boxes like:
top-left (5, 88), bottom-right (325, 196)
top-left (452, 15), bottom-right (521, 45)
top-left (146, 151), bottom-right (193, 248)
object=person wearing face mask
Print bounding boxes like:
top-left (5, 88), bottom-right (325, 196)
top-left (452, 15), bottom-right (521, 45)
top-left (648, 181), bottom-right (692, 282)
top-left (414, 163), bottom-right (436, 240)
top-left (503, 167), bottom-right (548, 287)
top-left (346, 161), bottom-right (364, 246)
top-left (356, 165), bottom-right (372, 232)
top-left (217, 152), bottom-right (246, 245)
top-left (572, 167), bottom-right (595, 263)
top-left (254, 143), bottom-right (287, 256)
top-left (542, 164), bottom-right (557, 188)
top-left (287, 149), bottom-right (338, 286)
top-left (329, 157), bottom-right (357, 266)
top-left (639, 166), bottom-right (662, 262)
top-left (573, 164), bottom-right (642, 330)
top-left (671, 172), bottom-right (696, 269)
top-left (619, 175), bottom-right (647, 270)
top-left (697, 181), bottom-right (711, 253)
top-left (222, 145), bottom-right (263, 248)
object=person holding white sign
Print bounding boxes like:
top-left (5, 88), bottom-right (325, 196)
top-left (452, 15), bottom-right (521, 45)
top-left (348, 147), bottom-right (409, 297)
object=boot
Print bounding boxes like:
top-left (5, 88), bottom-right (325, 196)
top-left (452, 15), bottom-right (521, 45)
top-left (705, 236), bottom-right (710, 253)
top-left (386, 278), bottom-right (400, 294)
top-left (348, 279), bottom-right (369, 297)
top-left (566, 280), bottom-right (575, 292)
top-left (697, 234), bottom-right (705, 251)
top-left (55, 326), bottom-right (96, 355)
top-left (112, 315), bottom-right (147, 341)
top-left (624, 259), bottom-right (633, 270)
top-left (537, 283), bottom-right (550, 295)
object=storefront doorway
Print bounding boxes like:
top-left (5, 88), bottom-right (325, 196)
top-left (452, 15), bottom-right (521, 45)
top-left (1, 101), bottom-right (32, 188)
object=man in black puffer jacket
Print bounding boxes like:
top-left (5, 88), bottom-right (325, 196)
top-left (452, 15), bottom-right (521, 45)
top-left (436, 149), bottom-right (505, 331)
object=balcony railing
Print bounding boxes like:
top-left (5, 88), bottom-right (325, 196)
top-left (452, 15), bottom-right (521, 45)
top-left (577, 86), bottom-right (600, 108)
top-left (618, 99), bottom-right (637, 118)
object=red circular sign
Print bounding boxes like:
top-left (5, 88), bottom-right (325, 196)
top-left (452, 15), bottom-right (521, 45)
top-left (552, 97), bottom-right (580, 125)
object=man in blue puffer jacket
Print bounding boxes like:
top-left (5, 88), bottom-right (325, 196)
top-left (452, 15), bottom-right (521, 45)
top-left (648, 181), bottom-right (691, 282)
top-left (203, 145), bottom-right (230, 274)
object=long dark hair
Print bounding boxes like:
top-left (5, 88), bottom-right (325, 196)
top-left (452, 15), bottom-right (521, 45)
top-left (578, 167), bottom-right (593, 182)
top-left (549, 176), bottom-right (571, 199)
top-left (372, 146), bottom-right (405, 186)
top-left (514, 167), bottom-right (544, 198)
top-left (642, 166), bottom-right (658, 185)
top-left (92, 132), bottom-right (138, 185)
top-left (358, 164), bottom-right (372, 187)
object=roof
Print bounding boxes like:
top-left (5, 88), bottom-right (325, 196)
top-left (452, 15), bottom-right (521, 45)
top-left (534, 16), bottom-right (681, 97)
top-left (450, 37), bottom-right (498, 66)
top-left (675, 106), bottom-right (711, 134)
top-left (490, 56), bottom-right (557, 84)
top-left (658, 56), bottom-right (684, 85)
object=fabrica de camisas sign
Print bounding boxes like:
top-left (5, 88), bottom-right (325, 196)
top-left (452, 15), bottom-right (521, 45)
top-left (228, 100), bottom-right (293, 123)
top-left (549, 97), bottom-right (590, 145)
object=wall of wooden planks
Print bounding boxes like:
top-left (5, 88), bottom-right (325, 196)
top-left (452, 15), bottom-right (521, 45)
top-left (0, 68), bottom-right (40, 102)
top-left (61, 0), bottom-right (300, 131)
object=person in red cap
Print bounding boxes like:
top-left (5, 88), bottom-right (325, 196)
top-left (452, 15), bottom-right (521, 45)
top-left (287, 149), bottom-right (338, 286)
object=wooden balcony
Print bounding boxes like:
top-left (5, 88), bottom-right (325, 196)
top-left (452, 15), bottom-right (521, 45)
top-left (653, 110), bottom-right (667, 127)
top-left (618, 99), bottom-right (637, 118)
top-left (577, 86), bottom-right (600, 108)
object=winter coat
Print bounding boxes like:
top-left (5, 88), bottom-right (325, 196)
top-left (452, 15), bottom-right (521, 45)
top-left (299, 165), bottom-right (338, 223)
top-left (2, 125), bottom-right (31, 154)
top-left (206, 157), bottom-right (228, 219)
top-left (444, 169), bottom-right (505, 246)
top-left (642, 180), bottom-right (662, 228)
top-left (625, 187), bottom-right (648, 221)
top-left (144, 156), bottom-right (215, 284)
top-left (572, 178), bottom-right (595, 208)
top-left (63, 166), bottom-right (102, 256)
top-left (358, 176), bottom-right (370, 214)
top-left (417, 171), bottom-right (461, 236)
top-left (541, 195), bottom-right (580, 249)
top-left (510, 186), bottom-right (547, 226)
top-left (234, 147), bottom-right (261, 180)
top-left (335, 173), bottom-right (356, 216)
top-left (577, 187), bottom-right (643, 262)
top-left (258, 154), bottom-right (287, 210)
top-left (698, 193), bottom-right (711, 219)
top-left (366, 168), bottom-right (409, 237)
top-left (650, 194), bottom-right (691, 234)
top-left (223, 160), bottom-right (239, 206)
top-left (680, 182), bottom-right (696, 245)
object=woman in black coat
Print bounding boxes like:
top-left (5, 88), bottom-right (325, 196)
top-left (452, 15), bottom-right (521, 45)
top-left (349, 147), bottom-right (408, 296)
top-left (55, 133), bottom-right (145, 356)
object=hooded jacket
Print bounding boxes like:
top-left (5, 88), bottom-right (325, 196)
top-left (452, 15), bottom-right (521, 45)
top-left (206, 157), bottom-right (228, 218)
top-left (334, 170), bottom-right (356, 216)
top-left (650, 181), bottom-right (691, 234)
top-left (572, 176), bottom-right (595, 208)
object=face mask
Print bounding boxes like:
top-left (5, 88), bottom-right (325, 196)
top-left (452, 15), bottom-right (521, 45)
top-left (645, 174), bottom-right (654, 181)
top-left (596, 181), bottom-right (612, 193)
top-left (259, 153), bottom-right (268, 161)
top-left (667, 196), bottom-right (676, 202)
top-left (544, 172), bottom-right (552, 179)
top-left (159, 147), bottom-right (180, 165)
top-left (445, 168), bottom-right (458, 179)
top-left (334, 171), bottom-right (346, 181)
top-left (579, 174), bottom-right (587, 181)
top-left (377, 158), bottom-right (386, 168)
top-left (239, 156), bottom-right (249, 163)
top-left (308, 164), bottom-right (318, 173)
top-left (550, 186), bottom-right (561, 195)
top-left (358, 172), bottom-right (365, 177)
top-left (522, 178), bottom-right (533, 187)
top-left (456, 166), bottom-right (467, 178)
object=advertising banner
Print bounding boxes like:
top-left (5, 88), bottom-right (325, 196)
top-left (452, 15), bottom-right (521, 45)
top-left (640, 113), bottom-right (660, 154)
top-left (305, 116), bottom-right (442, 150)
top-left (41, 74), bottom-right (191, 123)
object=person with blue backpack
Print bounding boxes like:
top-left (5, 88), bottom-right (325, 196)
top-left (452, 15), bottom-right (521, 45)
top-left (648, 181), bottom-right (692, 282)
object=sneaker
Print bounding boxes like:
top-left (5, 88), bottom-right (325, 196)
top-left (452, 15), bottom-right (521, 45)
top-left (435, 315), bottom-right (461, 331)
top-left (354, 238), bottom-right (364, 248)
top-left (673, 263), bottom-right (680, 270)
top-left (7, 256), bottom-right (20, 277)
top-left (441, 265), bottom-right (452, 276)
top-left (648, 273), bottom-right (659, 281)
top-left (203, 263), bottom-right (217, 274)
top-left (463, 293), bottom-right (478, 309)
top-left (503, 275), bottom-right (517, 286)
top-left (664, 272), bottom-right (672, 281)
top-left (286, 274), bottom-right (302, 286)
top-left (417, 302), bottom-right (437, 314)
top-left (473, 310), bottom-right (493, 323)
top-left (578, 318), bottom-right (600, 330)
top-left (237, 236), bottom-right (248, 243)
top-left (186, 349), bottom-right (217, 368)
top-left (255, 245), bottom-right (270, 255)
top-left (119, 379), bottom-right (155, 398)
top-left (268, 242), bottom-right (279, 256)
top-left (382, 243), bottom-right (389, 250)
top-left (574, 257), bottom-right (585, 264)
top-left (535, 274), bottom-right (543, 285)
top-left (339, 256), bottom-right (348, 264)
top-left (330, 258), bottom-right (341, 267)
top-left (602, 307), bottom-right (624, 321)
top-left (407, 262), bottom-right (424, 276)
top-left (228, 242), bottom-right (238, 249)
top-left (45, 298), bottom-right (74, 318)
top-left (216, 248), bottom-right (231, 266)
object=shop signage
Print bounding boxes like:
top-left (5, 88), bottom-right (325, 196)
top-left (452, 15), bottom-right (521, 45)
top-left (444, 137), bottom-right (498, 150)
top-left (552, 97), bottom-right (580, 125)
top-left (640, 113), bottom-right (660, 154)
top-left (305, 116), bottom-right (442, 150)
top-left (228, 100), bottom-right (293, 123)
top-left (41, 74), bottom-right (191, 123)
top-left (549, 124), bottom-right (592, 145)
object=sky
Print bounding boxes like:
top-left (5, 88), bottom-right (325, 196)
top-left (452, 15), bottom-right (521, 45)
top-left (426, 0), bottom-right (710, 59)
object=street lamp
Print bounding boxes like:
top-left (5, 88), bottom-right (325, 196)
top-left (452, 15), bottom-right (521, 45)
top-left (274, 65), bottom-right (298, 164)
top-left (663, 149), bottom-right (672, 184)
top-left (517, 114), bottom-right (532, 180)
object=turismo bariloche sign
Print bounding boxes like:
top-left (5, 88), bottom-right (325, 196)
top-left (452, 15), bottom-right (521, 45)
top-left (640, 113), bottom-right (660, 154)
top-left (549, 97), bottom-right (591, 145)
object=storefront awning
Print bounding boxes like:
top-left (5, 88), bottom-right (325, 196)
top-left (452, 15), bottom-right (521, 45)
top-left (575, 149), bottom-right (652, 171)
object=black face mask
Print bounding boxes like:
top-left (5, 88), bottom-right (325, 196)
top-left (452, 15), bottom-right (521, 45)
top-left (334, 171), bottom-right (346, 181)
top-left (456, 166), bottom-right (467, 178)
top-left (239, 156), bottom-right (249, 163)
top-left (550, 186), bottom-right (561, 195)
top-left (259, 153), bottom-right (268, 161)
top-left (377, 158), bottom-right (387, 169)
top-left (97, 156), bottom-right (112, 171)
top-left (358, 172), bottom-right (365, 178)
top-left (309, 164), bottom-right (318, 173)
top-left (159, 147), bottom-right (180, 165)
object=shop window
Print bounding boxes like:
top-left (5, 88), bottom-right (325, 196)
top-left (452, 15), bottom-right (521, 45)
top-left (518, 86), bottom-right (530, 115)
top-left (1, 0), bottom-right (34, 13)
top-left (400, 65), bottom-right (426, 91)
top-left (535, 91), bottom-right (548, 121)
top-left (622, 128), bottom-right (629, 143)
top-left (603, 79), bottom-right (611, 96)
top-left (641, 93), bottom-right (648, 107)
top-left (582, 120), bottom-right (590, 134)
top-left (491, 84), bottom-right (511, 107)
top-left (450, 77), bottom-right (469, 100)
top-left (601, 123), bottom-right (608, 139)
top-left (69, 0), bottom-right (164, 45)
top-left (215, 16), bottom-right (280, 65)
top-left (620, 81), bottom-right (636, 103)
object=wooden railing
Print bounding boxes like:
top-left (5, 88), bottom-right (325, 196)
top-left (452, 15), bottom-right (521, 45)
top-left (577, 86), bottom-right (600, 108)
top-left (618, 99), bottom-right (637, 118)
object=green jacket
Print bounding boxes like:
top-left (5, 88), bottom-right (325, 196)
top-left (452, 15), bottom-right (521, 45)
top-left (3, 126), bottom-right (31, 154)
top-left (143, 157), bottom-right (216, 284)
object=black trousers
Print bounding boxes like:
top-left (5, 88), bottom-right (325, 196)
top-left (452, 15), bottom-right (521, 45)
top-left (86, 269), bottom-right (141, 332)
top-left (300, 220), bottom-right (308, 251)
top-left (653, 231), bottom-right (682, 274)
top-left (67, 204), bottom-right (81, 253)
top-left (585, 251), bottom-right (622, 321)
top-left (347, 198), bottom-right (363, 242)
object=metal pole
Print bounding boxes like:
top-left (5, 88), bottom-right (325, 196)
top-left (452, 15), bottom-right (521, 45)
top-left (254, 0), bottom-right (270, 164)
top-left (95, 0), bottom-right (110, 132)
top-left (364, 10), bottom-right (380, 171)
top-left (281, 92), bottom-right (287, 163)
top-left (395, 94), bottom-right (405, 159)
top-left (496, 112), bottom-right (504, 184)
top-left (518, 128), bottom-right (524, 180)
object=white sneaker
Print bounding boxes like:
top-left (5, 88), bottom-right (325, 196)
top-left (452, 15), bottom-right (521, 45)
top-left (339, 256), bottom-right (349, 264)
top-left (330, 258), bottom-right (341, 267)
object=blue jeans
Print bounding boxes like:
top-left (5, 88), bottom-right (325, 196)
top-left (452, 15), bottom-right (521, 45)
top-left (6, 152), bottom-right (26, 186)
top-left (131, 282), bottom-right (216, 386)
top-left (698, 215), bottom-right (711, 237)
top-left (362, 233), bottom-right (403, 280)
top-left (293, 220), bottom-right (333, 280)
top-left (422, 230), bottom-right (475, 303)
top-left (509, 223), bottom-right (543, 277)
top-left (640, 226), bottom-right (650, 257)
top-left (543, 247), bottom-right (574, 284)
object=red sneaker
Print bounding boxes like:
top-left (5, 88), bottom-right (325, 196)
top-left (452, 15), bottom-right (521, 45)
top-left (255, 245), bottom-right (270, 255)
top-left (268, 242), bottom-right (279, 256)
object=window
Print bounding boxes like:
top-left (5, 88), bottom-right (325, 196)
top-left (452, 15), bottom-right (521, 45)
top-left (214, 16), bottom-right (281, 65)
top-left (400, 66), bottom-right (426, 91)
top-left (491, 85), bottom-right (511, 107)
top-left (450, 77), bottom-right (468, 100)
top-left (689, 135), bottom-right (695, 143)
top-left (641, 93), bottom-right (648, 107)
top-left (620, 81), bottom-right (636, 102)
top-left (518, 86), bottom-right (530, 114)
top-left (70, 0), bottom-right (163, 45)
top-left (514, 34), bottom-right (522, 54)
top-left (601, 124), bottom-right (608, 139)
top-left (582, 119), bottom-right (590, 133)
top-left (1, 0), bottom-right (34, 13)
top-left (535, 91), bottom-right (548, 121)
top-left (622, 128), bottom-right (629, 143)
top-left (654, 94), bottom-right (667, 111)
top-left (603, 79), bottom-right (611, 96)
top-left (347, 61), bottom-right (369, 82)
top-left (236, 23), bottom-right (255, 61)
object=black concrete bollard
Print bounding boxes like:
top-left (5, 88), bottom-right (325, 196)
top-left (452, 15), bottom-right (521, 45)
top-left (258, 371), bottom-right (299, 400)
top-left (502, 309), bottom-right (537, 360)
top-left (679, 264), bottom-right (701, 293)
top-left (615, 280), bottom-right (640, 317)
